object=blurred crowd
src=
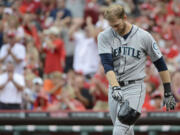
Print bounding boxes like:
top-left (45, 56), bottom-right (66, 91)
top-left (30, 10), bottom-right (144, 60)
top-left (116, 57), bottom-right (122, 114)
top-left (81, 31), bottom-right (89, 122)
top-left (0, 0), bottom-right (179, 112)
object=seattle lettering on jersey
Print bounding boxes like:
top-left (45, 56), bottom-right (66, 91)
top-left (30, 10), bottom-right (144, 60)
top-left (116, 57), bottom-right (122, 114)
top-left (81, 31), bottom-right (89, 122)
top-left (113, 46), bottom-right (141, 59)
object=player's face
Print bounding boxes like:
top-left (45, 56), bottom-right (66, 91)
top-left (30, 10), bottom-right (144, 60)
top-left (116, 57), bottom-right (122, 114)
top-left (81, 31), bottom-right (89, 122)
top-left (109, 18), bottom-right (126, 35)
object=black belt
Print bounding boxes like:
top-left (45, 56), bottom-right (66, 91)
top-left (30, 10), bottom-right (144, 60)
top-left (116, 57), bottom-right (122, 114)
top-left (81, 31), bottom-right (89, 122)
top-left (119, 79), bottom-right (142, 87)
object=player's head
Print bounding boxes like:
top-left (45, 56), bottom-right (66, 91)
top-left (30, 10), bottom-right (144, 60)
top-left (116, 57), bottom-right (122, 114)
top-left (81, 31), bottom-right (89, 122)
top-left (104, 4), bottom-right (127, 35)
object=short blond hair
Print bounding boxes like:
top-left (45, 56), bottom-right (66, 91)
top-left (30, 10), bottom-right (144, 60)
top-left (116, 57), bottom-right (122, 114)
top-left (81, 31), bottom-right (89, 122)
top-left (104, 4), bottom-right (125, 21)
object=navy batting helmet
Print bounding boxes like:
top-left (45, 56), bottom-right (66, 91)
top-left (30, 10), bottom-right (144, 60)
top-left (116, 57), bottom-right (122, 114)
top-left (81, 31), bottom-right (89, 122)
top-left (118, 100), bottom-right (141, 125)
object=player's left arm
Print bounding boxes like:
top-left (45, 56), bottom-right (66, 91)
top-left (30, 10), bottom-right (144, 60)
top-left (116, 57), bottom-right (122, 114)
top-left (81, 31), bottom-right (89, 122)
top-left (143, 32), bottom-right (176, 111)
top-left (153, 57), bottom-right (176, 111)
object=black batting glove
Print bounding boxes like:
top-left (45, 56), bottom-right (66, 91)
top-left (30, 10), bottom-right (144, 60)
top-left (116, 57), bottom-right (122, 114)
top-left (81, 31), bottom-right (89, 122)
top-left (163, 92), bottom-right (176, 111)
top-left (163, 83), bottom-right (176, 111)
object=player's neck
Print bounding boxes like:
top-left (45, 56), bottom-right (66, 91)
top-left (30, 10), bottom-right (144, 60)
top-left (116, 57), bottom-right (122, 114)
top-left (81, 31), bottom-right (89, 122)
top-left (122, 22), bottom-right (133, 36)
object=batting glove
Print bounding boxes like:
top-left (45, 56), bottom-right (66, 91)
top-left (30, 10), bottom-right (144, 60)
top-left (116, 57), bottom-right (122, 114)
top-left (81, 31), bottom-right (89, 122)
top-left (112, 86), bottom-right (123, 102)
top-left (163, 92), bottom-right (176, 111)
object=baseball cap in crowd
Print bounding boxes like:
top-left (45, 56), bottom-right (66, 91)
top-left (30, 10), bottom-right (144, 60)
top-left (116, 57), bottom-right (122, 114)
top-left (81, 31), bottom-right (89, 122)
top-left (33, 77), bottom-right (43, 85)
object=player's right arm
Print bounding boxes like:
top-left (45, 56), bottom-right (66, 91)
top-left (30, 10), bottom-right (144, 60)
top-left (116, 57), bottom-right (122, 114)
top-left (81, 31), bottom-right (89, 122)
top-left (97, 31), bottom-right (119, 87)
top-left (106, 71), bottom-right (119, 87)
top-left (98, 31), bottom-right (123, 102)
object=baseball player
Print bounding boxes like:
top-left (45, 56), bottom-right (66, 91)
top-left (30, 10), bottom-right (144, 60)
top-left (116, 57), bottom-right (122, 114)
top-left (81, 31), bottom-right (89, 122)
top-left (97, 4), bottom-right (176, 135)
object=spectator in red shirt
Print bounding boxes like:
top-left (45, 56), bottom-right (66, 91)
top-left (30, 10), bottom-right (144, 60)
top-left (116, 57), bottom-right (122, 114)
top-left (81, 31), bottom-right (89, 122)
top-left (33, 91), bottom-right (49, 111)
top-left (42, 26), bottom-right (66, 74)
top-left (90, 65), bottom-right (108, 111)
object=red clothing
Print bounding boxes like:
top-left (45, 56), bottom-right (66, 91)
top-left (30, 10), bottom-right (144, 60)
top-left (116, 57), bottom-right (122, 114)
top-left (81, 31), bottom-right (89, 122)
top-left (175, 103), bottom-right (180, 110)
top-left (161, 25), bottom-right (173, 41)
top-left (84, 2), bottom-right (100, 24)
top-left (19, 0), bottom-right (40, 14)
top-left (167, 0), bottom-right (180, 16)
top-left (142, 93), bottom-right (154, 111)
top-left (39, 1), bottom-right (56, 28)
top-left (68, 99), bottom-right (86, 111)
top-left (143, 93), bottom-right (166, 111)
top-left (91, 74), bottom-right (108, 102)
top-left (33, 92), bottom-right (49, 111)
top-left (149, 76), bottom-right (160, 89)
top-left (23, 25), bottom-right (41, 49)
top-left (167, 0), bottom-right (174, 16)
top-left (44, 39), bottom-right (66, 74)
top-left (167, 46), bottom-right (179, 59)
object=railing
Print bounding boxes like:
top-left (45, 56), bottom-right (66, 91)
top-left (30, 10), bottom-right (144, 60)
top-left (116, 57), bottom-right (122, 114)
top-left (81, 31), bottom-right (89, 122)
top-left (0, 125), bottom-right (180, 135)
top-left (0, 111), bottom-right (180, 125)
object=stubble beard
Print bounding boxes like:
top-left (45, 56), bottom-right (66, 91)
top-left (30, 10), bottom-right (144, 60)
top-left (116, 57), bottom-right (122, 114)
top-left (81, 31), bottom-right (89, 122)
top-left (118, 22), bottom-right (127, 36)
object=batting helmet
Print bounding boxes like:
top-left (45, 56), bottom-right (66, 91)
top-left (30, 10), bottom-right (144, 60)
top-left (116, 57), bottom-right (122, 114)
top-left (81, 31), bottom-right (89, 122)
top-left (118, 100), bottom-right (141, 125)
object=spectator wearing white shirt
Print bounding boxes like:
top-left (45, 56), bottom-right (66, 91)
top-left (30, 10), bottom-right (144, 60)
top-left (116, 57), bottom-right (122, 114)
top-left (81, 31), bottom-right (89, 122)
top-left (0, 32), bottom-right (26, 74)
top-left (71, 17), bottom-right (100, 78)
top-left (0, 61), bottom-right (25, 110)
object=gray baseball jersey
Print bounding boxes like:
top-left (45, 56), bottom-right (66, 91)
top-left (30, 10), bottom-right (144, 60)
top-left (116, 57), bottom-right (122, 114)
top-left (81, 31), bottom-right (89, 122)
top-left (98, 25), bottom-right (162, 82)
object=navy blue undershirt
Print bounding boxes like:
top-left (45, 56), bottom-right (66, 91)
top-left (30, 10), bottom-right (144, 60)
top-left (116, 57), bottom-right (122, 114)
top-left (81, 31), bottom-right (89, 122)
top-left (99, 53), bottom-right (113, 73)
top-left (100, 55), bottom-right (168, 74)
top-left (153, 56), bottom-right (168, 72)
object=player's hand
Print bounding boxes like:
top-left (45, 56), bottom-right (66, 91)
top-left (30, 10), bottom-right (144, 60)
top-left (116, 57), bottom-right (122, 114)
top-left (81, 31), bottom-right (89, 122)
top-left (163, 92), bottom-right (176, 111)
top-left (112, 86), bottom-right (123, 102)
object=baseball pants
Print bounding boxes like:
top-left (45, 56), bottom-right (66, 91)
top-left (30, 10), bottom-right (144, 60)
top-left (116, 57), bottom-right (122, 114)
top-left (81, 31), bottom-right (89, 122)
top-left (108, 81), bottom-right (146, 135)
